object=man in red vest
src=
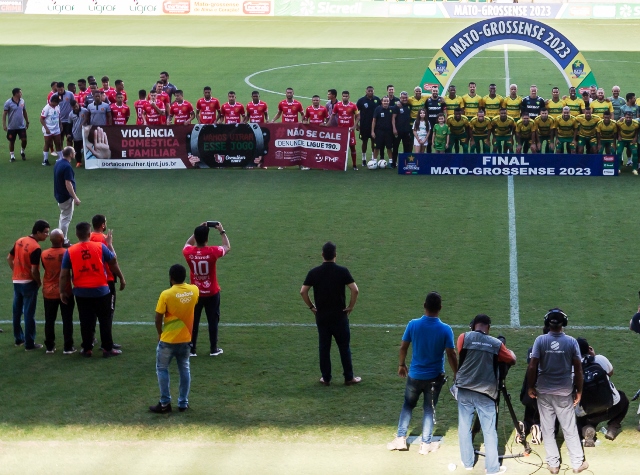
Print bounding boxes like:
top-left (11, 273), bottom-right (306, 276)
top-left (59, 222), bottom-right (126, 357)
top-left (7, 219), bottom-right (50, 350)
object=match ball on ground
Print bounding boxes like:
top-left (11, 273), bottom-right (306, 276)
top-left (377, 159), bottom-right (387, 169)
top-left (367, 159), bottom-right (378, 170)
top-left (448, 463), bottom-right (457, 471)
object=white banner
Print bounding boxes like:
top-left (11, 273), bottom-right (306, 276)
top-left (24, 0), bottom-right (273, 15)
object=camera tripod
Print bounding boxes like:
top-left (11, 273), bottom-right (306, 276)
top-left (471, 376), bottom-right (531, 459)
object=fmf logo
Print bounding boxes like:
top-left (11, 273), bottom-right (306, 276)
top-left (163, 0), bottom-right (189, 13)
top-left (243, 1), bottom-right (270, 14)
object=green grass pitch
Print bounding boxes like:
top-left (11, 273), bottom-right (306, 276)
top-left (1, 14), bottom-right (640, 475)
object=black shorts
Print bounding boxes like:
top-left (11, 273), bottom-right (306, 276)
top-left (374, 129), bottom-right (393, 150)
top-left (7, 128), bottom-right (26, 141)
top-left (359, 128), bottom-right (372, 141)
top-left (61, 122), bottom-right (73, 138)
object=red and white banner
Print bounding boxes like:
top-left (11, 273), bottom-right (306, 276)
top-left (82, 123), bottom-right (348, 170)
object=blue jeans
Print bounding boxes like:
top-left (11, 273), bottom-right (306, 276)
top-left (396, 375), bottom-right (444, 443)
top-left (13, 281), bottom-right (39, 348)
top-left (458, 388), bottom-right (499, 474)
top-left (156, 341), bottom-right (191, 408)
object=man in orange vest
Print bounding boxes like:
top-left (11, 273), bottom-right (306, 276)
top-left (42, 228), bottom-right (75, 354)
top-left (59, 222), bottom-right (126, 358)
top-left (7, 219), bottom-right (50, 350)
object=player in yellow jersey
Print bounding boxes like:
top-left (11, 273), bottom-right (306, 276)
top-left (555, 106), bottom-right (577, 154)
top-left (503, 84), bottom-right (522, 120)
top-left (563, 87), bottom-right (585, 117)
top-left (407, 86), bottom-right (427, 124)
top-left (469, 109), bottom-right (492, 153)
top-left (596, 110), bottom-right (617, 155)
top-left (590, 88), bottom-right (614, 119)
top-left (444, 85), bottom-right (464, 117)
top-left (617, 111), bottom-right (640, 172)
top-left (534, 109), bottom-right (556, 153)
top-left (482, 84), bottom-right (503, 119)
top-left (545, 87), bottom-right (565, 118)
top-left (515, 112), bottom-right (535, 153)
top-left (491, 108), bottom-right (516, 153)
top-left (462, 82), bottom-right (483, 120)
top-left (575, 108), bottom-right (600, 154)
top-left (446, 108), bottom-right (469, 153)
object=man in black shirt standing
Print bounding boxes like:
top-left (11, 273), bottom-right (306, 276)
top-left (521, 85), bottom-right (546, 120)
top-left (356, 86), bottom-right (380, 167)
top-left (392, 92), bottom-right (413, 168)
top-left (371, 97), bottom-right (394, 166)
top-left (425, 86), bottom-right (445, 153)
top-left (300, 242), bottom-right (360, 386)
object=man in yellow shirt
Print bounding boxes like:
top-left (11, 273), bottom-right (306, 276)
top-left (462, 82), bottom-right (482, 120)
top-left (534, 109), bottom-right (556, 153)
top-left (482, 84), bottom-right (503, 119)
top-left (596, 110), bottom-right (617, 155)
top-left (407, 86), bottom-right (427, 125)
top-left (444, 85), bottom-right (464, 117)
top-left (575, 108), bottom-right (600, 154)
top-left (469, 109), bottom-right (492, 153)
top-left (545, 87), bottom-right (565, 118)
top-left (564, 87), bottom-right (585, 117)
top-left (491, 108), bottom-right (516, 152)
top-left (504, 84), bottom-right (522, 120)
top-left (617, 111), bottom-right (640, 172)
top-left (590, 88), bottom-right (614, 119)
top-left (446, 108), bottom-right (469, 153)
top-left (150, 264), bottom-right (200, 414)
top-left (515, 112), bottom-right (535, 153)
top-left (555, 106), bottom-right (577, 154)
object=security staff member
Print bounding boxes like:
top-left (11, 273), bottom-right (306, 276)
top-left (392, 92), bottom-right (413, 168)
top-left (455, 314), bottom-right (516, 474)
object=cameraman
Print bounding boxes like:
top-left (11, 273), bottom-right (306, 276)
top-left (455, 314), bottom-right (515, 475)
top-left (575, 338), bottom-right (629, 446)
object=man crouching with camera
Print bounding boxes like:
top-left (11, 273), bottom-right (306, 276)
top-left (455, 314), bottom-right (516, 475)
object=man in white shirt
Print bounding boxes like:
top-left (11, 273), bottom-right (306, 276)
top-left (40, 95), bottom-right (62, 166)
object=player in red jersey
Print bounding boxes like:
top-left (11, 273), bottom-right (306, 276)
top-left (134, 90), bottom-right (149, 125)
top-left (110, 92), bottom-right (130, 125)
top-left (169, 90), bottom-right (195, 125)
top-left (142, 91), bottom-right (165, 125)
top-left (100, 76), bottom-right (117, 104)
top-left (196, 86), bottom-right (220, 124)
top-left (47, 81), bottom-right (57, 102)
top-left (219, 91), bottom-right (245, 124)
top-left (304, 95), bottom-right (329, 125)
top-left (330, 91), bottom-right (360, 170)
top-left (147, 82), bottom-right (170, 124)
top-left (114, 80), bottom-right (127, 104)
top-left (75, 79), bottom-right (89, 105)
top-left (245, 91), bottom-right (268, 124)
top-left (270, 88), bottom-right (304, 123)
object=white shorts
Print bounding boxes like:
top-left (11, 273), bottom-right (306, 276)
top-left (414, 137), bottom-right (428, 147)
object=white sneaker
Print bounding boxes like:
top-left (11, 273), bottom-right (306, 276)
top-left (486, 466), bottom-right (507, 475)
top-left (209, 348), bottom-right (223, 356)
top-left (386, 436), bottom-right (407, 451)
top-left (627, 160), bottom-right (633, 167)
top-left (300, 166), bottom-right (310, 170)
top-left (418, 441), bottom-right (439, 455)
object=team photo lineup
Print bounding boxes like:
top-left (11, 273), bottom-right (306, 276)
top-left (4, 9), bottom-right (640, 475)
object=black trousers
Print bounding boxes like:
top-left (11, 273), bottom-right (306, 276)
top-left (316, 314), bottom-right (353, 383)
top-left (392, 130), bottom-right (413, 163)
top-left (191, 292), bottom-right (221, 353)
top-left (577, 390), bottom-right (630, 432)
top-left (43, 297), bottom-right (75, 351)
top-left (76, 294), bottom-right (112, 352)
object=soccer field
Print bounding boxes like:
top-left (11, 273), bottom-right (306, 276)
top-left (2, 14), bottom-right (640, 475)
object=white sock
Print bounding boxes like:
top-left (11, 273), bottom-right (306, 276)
top-left (10, 152), bottom-right (15, 158)
top-left (361, 153), bottom-right (366, 161)
top-left (20, 148), bottom-right (24, 153)
top-left (43, 152), bottom-right (48, 161)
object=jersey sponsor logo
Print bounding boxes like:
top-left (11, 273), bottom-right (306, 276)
top-left (243, 1), bottom-right (270, 14)
top-left (163, 0), bottom-right (190, 13)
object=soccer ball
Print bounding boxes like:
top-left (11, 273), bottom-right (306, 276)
top-left (367, 159), bottom-right (378, 170)
top-left (377, 159), bottom-right (388, 169)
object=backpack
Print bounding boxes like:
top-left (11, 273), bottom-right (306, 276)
top-left (580, 355), bottom-right (613, 415)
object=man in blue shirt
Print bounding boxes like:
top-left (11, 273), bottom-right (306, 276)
top-left (53, 147), bottom-right (81, 247)
top-left (388, 292), bottom-right (458, 454)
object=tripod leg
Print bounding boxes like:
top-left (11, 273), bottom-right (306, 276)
top-left (501, 385), bottom-right (531, 454)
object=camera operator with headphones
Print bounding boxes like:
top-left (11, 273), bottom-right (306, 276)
top-left (455, 314), bottom-right (516, 475)
top-left (526, 308), bottom-right (588, 474)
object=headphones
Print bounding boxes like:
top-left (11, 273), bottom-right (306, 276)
top-left (469, 314), bottom-right (491, 331)
top-left (544, 308), bottom-right (568, 327)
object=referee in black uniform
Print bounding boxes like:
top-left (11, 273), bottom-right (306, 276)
top-left (392, 92), bottom-right (413, 168)
top-left (425, 86), bottom-right (445, 153)
top-left (356, 86), bottom-right (380, 167)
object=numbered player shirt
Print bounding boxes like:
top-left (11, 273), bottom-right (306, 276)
top-left (443, 95), bottom-right (464, 116)
top-left (503, 96), bottom-right (522, 119)
top-left (461, 94), bottom-right (482, 118)
top-left (101, 87), bottom-right (117, 104)
top-left (575, 114), bottom-right (600, 138)
top-left (220, 102), bottom-right (245, 124)
top-left (182, 244), bottom-right (226, 296)
top-left (516, 120), bottom-right (534, 140)
top-left (134, 99), bottom-right (149, 125)
top-left (41, 103), bottom-right (61, 136)
top-left (170, 100), bottom-right (194, 125)
top-left (333, 101), bottom-right (358, 128)
top-left (596, 120), bottom-right (618, 140)
top-left (482, 95), bottom-right (503, 118)
top-left (534, 116), bottom-right (556, 138)
top-left (555, 116), bottom-right (578, 138)
top-left (305, 105), bottom-right (328, 125)
top-left (278, 99), bottom-right (304, 123)
top-left (546, 99), bottom-right (565, 118)
top-left (196, 97), bottom-right (220, 124)
top-left (110, 103), bottom-right (130, 125)
top-left (492, 116), bottom-right (515, 137)
top-left (446, 115), bottom-right (469, 137)
top-left (143, 102), bottom-right (163, 125)
top-left (564, 97), bottom-right (585, 117)
top-left (246, 100), bottom-right (268, 123)
top-left (617, 119), bottom-right (640, 141)
top-left (469, 117), bottom-right (491, 137)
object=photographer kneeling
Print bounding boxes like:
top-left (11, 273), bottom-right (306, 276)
top-left (575, 338), bottom-right (629, 446)
top-left (455, 314), bottom-right (516, 475)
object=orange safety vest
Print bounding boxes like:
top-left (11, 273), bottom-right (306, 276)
top-left (11, 236), bottom-right (39, 282)
top-left (67, 241), bottom-right (108, 289)
top-left (41, 247), bottom-right (66, 299)
top-left (90, 232), bottom-right (114, 281)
